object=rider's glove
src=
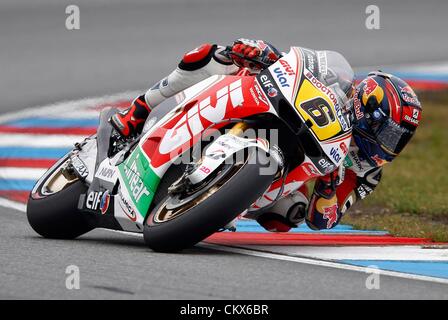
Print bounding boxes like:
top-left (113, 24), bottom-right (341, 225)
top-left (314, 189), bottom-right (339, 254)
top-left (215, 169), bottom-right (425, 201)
top-left (229, 38), bottom-right (281, 71)
top-left (313, 171), bottom-right (340, 200)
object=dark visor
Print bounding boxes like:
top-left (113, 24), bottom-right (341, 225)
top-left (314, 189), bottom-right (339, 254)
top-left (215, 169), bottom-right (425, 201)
top-left (372, 118), bottom-right (413, 155)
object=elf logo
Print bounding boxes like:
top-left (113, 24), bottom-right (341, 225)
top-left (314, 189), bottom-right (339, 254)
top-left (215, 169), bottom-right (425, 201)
top-left (86, 191), bottom-right (106, 211)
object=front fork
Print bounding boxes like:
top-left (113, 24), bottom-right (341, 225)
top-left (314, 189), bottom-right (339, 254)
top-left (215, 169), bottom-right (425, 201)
top-left (180, 121), bottom-right (283, 192)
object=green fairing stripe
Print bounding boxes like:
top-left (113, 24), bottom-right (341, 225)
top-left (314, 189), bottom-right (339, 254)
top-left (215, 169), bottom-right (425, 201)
top-left (118, 146), bottom-right (161, 217)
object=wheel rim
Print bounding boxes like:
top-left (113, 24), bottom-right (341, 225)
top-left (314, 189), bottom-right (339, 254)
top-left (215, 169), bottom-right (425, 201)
top-left (40, 159), bottom-right (78, 196)
top-left (152, 160), bottom-right (246, 224)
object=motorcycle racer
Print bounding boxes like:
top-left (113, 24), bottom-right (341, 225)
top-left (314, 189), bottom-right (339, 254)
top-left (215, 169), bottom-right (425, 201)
top-left (109, 39), bottom-right (422, 232)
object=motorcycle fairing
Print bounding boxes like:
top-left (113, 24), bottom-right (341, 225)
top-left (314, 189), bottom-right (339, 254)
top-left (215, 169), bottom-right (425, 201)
top-left (259, 47), bottom-right (352, 174)
top-left (115, 47), bottom-right (354, 227)
top-left (115, 75), bottom-right (273, 225)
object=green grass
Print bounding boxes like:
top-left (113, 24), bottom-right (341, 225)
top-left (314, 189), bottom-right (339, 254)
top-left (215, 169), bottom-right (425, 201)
top-left (342, 93), bottom-right (448, 241)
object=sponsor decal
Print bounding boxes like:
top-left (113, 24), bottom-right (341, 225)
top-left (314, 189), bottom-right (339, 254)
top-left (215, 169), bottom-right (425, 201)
top-left (349, 151), bottom-right (364, 171)
top-left (273, 67), bottom-right (290, 88)
top-left (260, 74), bottom-right (275, 90)
top-left (199, 165), bottom-right (211, 174)
top-left (304, 51), bottom-right (315, 72)
top-left (353, 89), bottom-right (364, 120)
top-left (363, 78), bottom-right (378, 96)
top-left (302, 162), bottom-right (320, 177)
top-left (362, 78), bottom-right (384, 106)
top-left (95, 161), bottom-right (118, 183)
top-left (323, 204), bottom-right (338, 229)
top-left (100, 190), bottom-right (110, 214)
top-left (330, 147), bottom-right (342, 163)
top-left (123, 153), bottom-right (151, 203)
top-left (70, 156), bottom-right (88, 179)
top-left (316, 51), bottom-right (328, 75)
top-left (357, 184), bottom-right (373, 199)
top-left (340, 142), bottom-right (348, 155)
top-left (305, 71), bottom-right (349, 131)
top-left (318, 158), bottom-right (335, 173)
top-left (267, 87), bottom-right (278, 97)
top-left (118, 191), bottom-right (137, 221)
top-left (413, 109), bottom-right (419, 118)
top-left (400, 86), bottom-right (421, 107)
top-left (158, 79), bottom-right (244, 156)
top-left (403, 107), bottom-right (420, 125)
top-left (254, 82), bottom-right (269, 105)
top-left (249, 87), bottom-right (260, 106)
top-left (404, 114), bottom-right (419, 125)
top-left (278, 59), bottom-right (295, 76)
top-left (86, 191), bottom-right (104, 211)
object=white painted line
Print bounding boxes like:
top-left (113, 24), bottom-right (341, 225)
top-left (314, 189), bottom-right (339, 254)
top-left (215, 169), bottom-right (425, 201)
top-left (0, 91), bottom-right (139, 124)
top-left (0, 197), bottom-right (27, 213)
top-left (200, 243), bottom-right (448, 285)
top-left (238, 245), bottom-right (448, 261)
top-left (0, 134), bottom-right (82, 148)
top-left (0, 167), bottom-right (46, 180)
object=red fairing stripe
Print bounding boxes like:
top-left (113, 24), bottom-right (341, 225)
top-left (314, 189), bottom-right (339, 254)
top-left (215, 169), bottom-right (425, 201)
top-left (182, 43), bottom-right (213, 64)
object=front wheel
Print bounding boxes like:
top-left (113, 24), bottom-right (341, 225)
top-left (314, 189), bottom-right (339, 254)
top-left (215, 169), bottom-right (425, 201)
top-left (143, 148), bottom-right (277, 252)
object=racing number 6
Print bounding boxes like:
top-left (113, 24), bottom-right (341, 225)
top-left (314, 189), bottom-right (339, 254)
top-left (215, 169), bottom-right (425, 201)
top-left (301, 97), bottom-right (336, 127)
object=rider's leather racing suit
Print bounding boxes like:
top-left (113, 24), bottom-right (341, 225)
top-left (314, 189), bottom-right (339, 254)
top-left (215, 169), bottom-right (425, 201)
top-left (117, 42), bottom-right (383, 232)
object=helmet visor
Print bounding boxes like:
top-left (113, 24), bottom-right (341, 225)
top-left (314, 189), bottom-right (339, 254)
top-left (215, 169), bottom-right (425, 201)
top-left (353, 131), bottom-right (394, 166)
top-left (373, 118), bottom-right (413, 155)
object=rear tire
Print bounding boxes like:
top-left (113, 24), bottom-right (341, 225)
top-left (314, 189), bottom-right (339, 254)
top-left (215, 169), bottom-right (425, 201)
top-left (27, 157), bottom-right (93, 239)
top-left (143, 148), bottom-right (276, 252)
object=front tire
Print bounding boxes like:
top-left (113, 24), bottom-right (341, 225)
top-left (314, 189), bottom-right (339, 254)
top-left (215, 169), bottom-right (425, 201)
top-left (143, 148), bottom-right (276, 252)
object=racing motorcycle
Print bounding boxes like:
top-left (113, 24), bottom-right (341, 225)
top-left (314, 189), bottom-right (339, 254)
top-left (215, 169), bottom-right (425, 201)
top-left (27, 47), bottom-right (354, 252)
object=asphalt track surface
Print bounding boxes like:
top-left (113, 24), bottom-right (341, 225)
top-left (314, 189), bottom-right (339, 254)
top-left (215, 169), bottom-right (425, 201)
top-left (1, 0), bottom-right (448, 299)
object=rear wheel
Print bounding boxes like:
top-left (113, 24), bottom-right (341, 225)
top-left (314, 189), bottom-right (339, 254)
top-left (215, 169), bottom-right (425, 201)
top-left (143, 148), bottom-right (276, 252)
top-left (27, 155), bottom-right (93, 239)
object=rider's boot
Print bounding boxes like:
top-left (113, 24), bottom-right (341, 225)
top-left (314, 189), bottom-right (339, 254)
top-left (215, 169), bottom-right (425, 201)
top-left (109, 94), bottom-right (152, 137)
top-left (255, 185), bottom-right (309, 232)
